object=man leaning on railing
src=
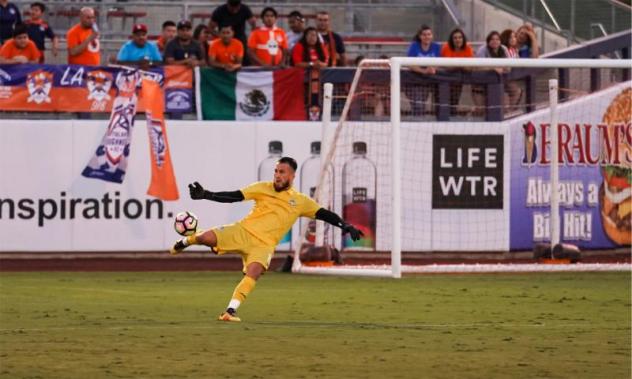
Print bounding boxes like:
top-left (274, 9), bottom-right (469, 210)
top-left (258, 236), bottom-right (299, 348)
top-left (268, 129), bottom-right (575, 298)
top-left (164, 20), bottom-right (204, 67)
top-left (115, 24), bottom-right (162, 70)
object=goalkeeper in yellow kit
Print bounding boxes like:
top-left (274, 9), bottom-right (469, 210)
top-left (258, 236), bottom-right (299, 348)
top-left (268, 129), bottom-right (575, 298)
top-left (169, 157), bottom-right (363, 322)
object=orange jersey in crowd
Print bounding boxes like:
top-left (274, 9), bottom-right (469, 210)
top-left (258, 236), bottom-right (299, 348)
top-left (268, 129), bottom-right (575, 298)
top-left (440, 44), bottom-right (474, 58)
top-left (208, 38), bottom-right (244, 64)
top-left (248, 26), bottom-right (287, 66)
top-left (291, 42), bottom-right (329, 65)
top-left (157, 36), bottom-right (167, 52)
top-left (66, 24), bottom-right (100, 65)
top-left (0, 39), bottom-right (41, 62)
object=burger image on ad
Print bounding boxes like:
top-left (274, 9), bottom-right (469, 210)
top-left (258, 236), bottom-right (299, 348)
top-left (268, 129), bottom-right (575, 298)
top-left (600, 87), bottom-right (631, 246)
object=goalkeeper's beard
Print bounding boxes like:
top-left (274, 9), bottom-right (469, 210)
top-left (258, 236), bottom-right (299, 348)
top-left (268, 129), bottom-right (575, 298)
top-left (274, 179), bottom-right (290, 192)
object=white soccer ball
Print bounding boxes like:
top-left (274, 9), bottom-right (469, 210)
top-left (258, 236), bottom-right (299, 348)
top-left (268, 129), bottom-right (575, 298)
top-left (174, 211), bottom-right (198, 236)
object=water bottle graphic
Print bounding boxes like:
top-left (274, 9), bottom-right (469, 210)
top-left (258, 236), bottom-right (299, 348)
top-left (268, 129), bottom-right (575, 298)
top-left (342, 142), bottom-right (376, 250)
top-left (300, 141), bottom-right (334, 245)
top-left (258, 140), bottom-right (291, 250)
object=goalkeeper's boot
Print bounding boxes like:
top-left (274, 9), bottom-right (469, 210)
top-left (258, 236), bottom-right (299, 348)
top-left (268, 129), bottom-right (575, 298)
top-left (169, 239), bottom-right (187, 256)
top-left (218, 308), bottom-right (241, 322)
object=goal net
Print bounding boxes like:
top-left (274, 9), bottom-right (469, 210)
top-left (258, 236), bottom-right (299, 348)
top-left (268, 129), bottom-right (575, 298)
top-left (292, 57), bottom-right (631, 277)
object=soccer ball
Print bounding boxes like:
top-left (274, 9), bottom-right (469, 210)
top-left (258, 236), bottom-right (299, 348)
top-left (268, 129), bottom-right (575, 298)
top-left (174, 211), bottom-right (198, 236)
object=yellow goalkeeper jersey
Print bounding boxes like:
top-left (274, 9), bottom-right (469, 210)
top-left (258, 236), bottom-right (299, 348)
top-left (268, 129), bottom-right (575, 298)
top-left (238, 181), bottom-right (321, 246)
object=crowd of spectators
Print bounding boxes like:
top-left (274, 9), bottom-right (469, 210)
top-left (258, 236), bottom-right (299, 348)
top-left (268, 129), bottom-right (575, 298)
top-left (0, 0), bottom-right (543, 70)
top-left (0, 0), bottom-right (354, 71)
top-left (405, 23), bottom-right (540, 115)
top-left (0, 0), bottom-right (352, 70)
top-left (0, 0), bottom-right (543, 117)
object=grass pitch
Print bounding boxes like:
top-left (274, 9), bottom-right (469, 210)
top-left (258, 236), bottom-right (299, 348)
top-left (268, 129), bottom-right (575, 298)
top-left (0, 271), bottom-right (629, 379)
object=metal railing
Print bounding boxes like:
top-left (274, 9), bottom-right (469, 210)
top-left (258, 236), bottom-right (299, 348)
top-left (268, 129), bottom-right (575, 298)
top-left (537, 0), bottom-right (561, 32)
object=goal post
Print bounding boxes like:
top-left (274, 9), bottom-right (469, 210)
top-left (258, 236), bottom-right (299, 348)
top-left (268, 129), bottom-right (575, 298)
top-left (549, 79), bottom-right (560, 250)
top-left (292, 57), bottom-right (631, 277)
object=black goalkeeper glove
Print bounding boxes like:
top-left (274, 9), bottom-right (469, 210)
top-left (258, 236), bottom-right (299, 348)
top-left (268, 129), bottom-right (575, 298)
top-left (188, 182), bottom-right (208, 200)
top-left (342, 223), bottom-right (364, 241)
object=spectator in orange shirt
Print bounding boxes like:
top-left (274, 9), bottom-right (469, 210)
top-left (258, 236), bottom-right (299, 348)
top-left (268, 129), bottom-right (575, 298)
top-left (291, 27), bottom-right (328, 69)
top-left (66, 7), bottom-right (100, 65)
top-left (157, 20), bottom-right (176, 55)
top-left (440, 28), bottom-right (473, 116)
top-left (440, 28), bottom-right (474, 58)
top-left (0, 23), bottom-right (40, 63)
top-left (247, 7), bottom-right (287, 67)
top-left (208, 24), bottom-right (243, 71)
top-left (292, 27), bottom-right (329, 120)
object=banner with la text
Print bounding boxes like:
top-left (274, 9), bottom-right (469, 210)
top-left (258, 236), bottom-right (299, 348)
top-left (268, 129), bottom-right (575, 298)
top-left (0, 64), bottom-right (193, 113)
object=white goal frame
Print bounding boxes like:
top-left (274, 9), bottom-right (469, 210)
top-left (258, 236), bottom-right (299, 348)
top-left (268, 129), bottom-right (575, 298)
top-left (292, 57), bottom-right (632, 278)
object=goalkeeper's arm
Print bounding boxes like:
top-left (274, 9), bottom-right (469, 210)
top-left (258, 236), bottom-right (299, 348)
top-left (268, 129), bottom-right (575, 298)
top-left (188, 182), bottom-right (244, 203)
top-left (315, 208), bottom-right (364, 241)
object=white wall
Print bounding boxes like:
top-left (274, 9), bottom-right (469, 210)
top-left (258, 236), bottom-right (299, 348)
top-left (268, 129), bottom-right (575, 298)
top-left (455, 0), bottom-right (570, 54)
top-left (0, 121), bottom-right (321, 251)
top-left (0, 119), bottom-right (510, 252)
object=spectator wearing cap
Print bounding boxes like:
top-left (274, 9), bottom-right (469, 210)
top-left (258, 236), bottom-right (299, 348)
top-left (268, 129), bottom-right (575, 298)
top-left (0, 0), bottom-right (21, 45)
top-left (316, 10), bottom-right (345, 67)
top-left (164, 20), bottom-right (204, 67)
top-left (0, 23), bottom-right (40, 63)
top-left (247, 7), bottom-right (287, 67)
top-left (116, 24), bottom-right (161, 66)
top-left (25, 2), bottom-right (57, 63)
top-left (209, 0), bottom-right (255, 50)
top-left (208, 24), bottom-right (243, 71)
top-left (286, 10), bottom-right (305, 52)
top-left (157, 20), bottom-right (176, 55)
top-left (66, 7), bottom-right (100, 65)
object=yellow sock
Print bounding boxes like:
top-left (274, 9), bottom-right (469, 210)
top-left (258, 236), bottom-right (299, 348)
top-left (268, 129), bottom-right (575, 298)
top-left (231, 276), bottom-right (257, 304)
top-left (185, 233), bottom-right (199, 245)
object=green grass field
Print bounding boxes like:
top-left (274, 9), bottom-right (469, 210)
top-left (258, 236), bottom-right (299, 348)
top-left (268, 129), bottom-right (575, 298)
top-left (0, 271), bottom-right (630, 379)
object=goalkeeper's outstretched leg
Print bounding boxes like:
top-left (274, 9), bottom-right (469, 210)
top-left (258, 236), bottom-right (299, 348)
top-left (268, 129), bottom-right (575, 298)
top-left (169, 230), bottom-right (218, 255)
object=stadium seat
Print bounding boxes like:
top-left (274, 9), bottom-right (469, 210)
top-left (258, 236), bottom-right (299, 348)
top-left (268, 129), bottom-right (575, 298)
top-left (107, 10), bottom-right (147, 33)
top-left (190, 12), bottom-right (212, 24)
top-left (56, 8), bottom-right (99, 28)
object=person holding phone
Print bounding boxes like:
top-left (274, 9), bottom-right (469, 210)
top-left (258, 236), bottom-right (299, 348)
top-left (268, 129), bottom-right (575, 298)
top-left (66, 7), bottom-right (100, 65)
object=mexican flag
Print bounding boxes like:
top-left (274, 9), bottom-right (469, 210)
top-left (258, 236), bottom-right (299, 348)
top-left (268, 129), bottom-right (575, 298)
top-left (198, 68), bottom-right (306, 120)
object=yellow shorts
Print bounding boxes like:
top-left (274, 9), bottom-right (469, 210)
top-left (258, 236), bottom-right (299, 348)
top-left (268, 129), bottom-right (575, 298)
top-left (212, 223), bottom-right (275, 272)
